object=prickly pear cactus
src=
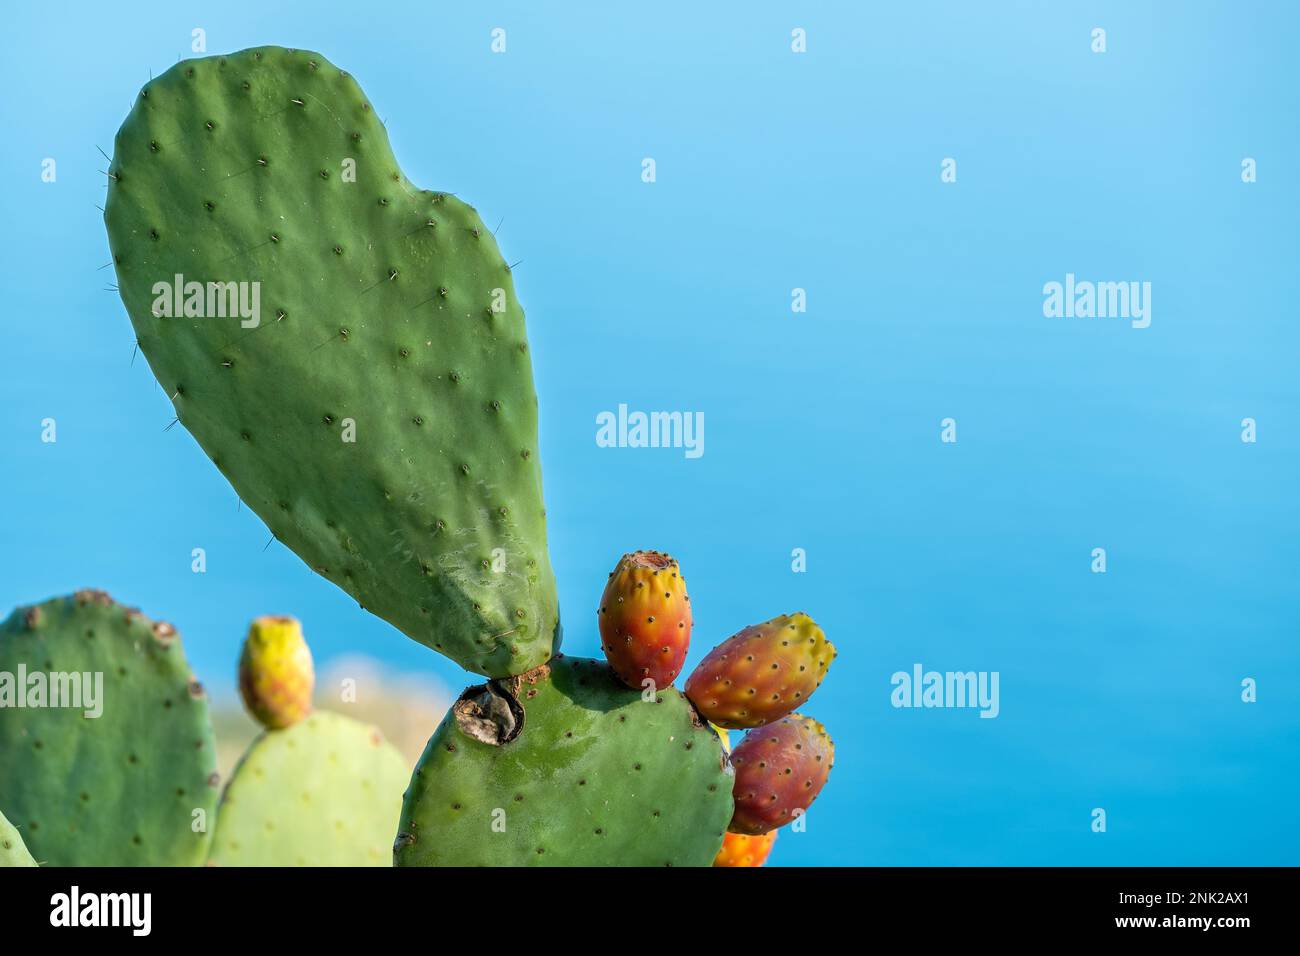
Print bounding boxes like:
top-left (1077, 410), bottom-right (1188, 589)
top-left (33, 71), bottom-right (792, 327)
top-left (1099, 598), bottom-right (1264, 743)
top-left (395, 656), bottom-right (733, 866)
top-left (103, 46), bottom-right (559, 678)
top-left (0, 808), bottom-right (37, 867)
top-left (0, 591), bottom-right (219, 866)
top-left (209, 711), bottom-right (408, 866)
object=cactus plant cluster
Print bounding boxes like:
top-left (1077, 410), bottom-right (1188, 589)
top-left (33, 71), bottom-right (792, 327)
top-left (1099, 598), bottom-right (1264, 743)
top-left (210, 617), bottom-right (408, 866)
top-left (0, 45), bottom-right (841, 868)
top-left (597, 554), bottom-right (837, 860)
top-left (394, 549), bottom-right (836, 866)
top-left (0, 598), bottom-right (410, 867)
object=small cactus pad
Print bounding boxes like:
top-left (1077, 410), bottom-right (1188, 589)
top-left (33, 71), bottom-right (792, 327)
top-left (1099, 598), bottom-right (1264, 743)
top-left (712, 830), bottom-right (777, 867)
top-left (103, 46), bottom-right (559, 677)
top-left (685, 613), bottom-right (836, 729)
top-left (598, 551), bottom-right (692, 690)
top-left (209, 710), bottom-right (408, 866)
top-left (729, 714), bottom-right (834, 835)
top-left (395, 656), bottom-right (733, 866)
top-left (238, 615), bottom-right (314, 729)
top-left (0, 808), bottom-right (37, 867)
top-left (0, 591), bottom-right (219, 865)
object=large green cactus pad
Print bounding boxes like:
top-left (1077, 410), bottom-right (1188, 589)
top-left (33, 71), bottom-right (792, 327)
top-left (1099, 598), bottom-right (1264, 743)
top-left (103, 46), bottom-right (559, 677)
top-left (395, 656), bottom-right (733, 866)
top-left (0, 808), bottom-right (37, 867)
top-left (0, 591), bottom-right (219, 866)
top-left (208, 710), bottom-right (408, 866)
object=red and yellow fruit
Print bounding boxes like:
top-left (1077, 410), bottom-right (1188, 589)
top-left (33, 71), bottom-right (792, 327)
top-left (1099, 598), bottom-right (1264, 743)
top-left (729, 714), bottom-right (834, 835)
top-left (598, 551), bottom-right (692, 690)
top-left (685, 612), bottom-right (835, 729)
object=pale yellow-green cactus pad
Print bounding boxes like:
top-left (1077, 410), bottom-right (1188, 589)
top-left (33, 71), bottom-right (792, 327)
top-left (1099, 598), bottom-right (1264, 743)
top-left (208, 710), bottom-right (408, 866)
top-left (0, 808), bottom-right (37, 867)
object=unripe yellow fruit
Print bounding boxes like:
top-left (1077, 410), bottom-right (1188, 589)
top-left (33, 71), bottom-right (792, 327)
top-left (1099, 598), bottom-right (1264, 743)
top-left (238, 616), bottom-right (314, 730)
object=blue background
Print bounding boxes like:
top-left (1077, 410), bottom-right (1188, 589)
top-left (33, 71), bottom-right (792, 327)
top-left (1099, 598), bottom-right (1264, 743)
top-left (2, 1), bottom-right (1296, 865)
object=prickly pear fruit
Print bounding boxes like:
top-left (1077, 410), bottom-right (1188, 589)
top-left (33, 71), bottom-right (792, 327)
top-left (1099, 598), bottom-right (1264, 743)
top-left (0, 808), bottom-right (37, 867)
top-left (103, 46), bottom-right (559, 678)
top-left (713, 830), bottom-right (777, 867)
top-left (685, 612), bottom-right (835, 729)
top-left (238, 615), bottom-right (314, 730)
top-left (395, 656), bottom-right (732, 866)
top-left (598, 551), bottom-right (692, 690)
top-left (729, 714), bottom-right (833, 835)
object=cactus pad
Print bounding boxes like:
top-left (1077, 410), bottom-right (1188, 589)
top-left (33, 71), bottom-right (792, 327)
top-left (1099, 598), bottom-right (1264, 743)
top-left (0, 591), bottom-right (219, 866)
top-left (0, 808), bottom-right (37, 867)
top-left (103, 46), bottom-right (559, 677)
top-left (395, 655), bottom-right (733, 866)
top-left (208, 710), bottom-right (408, 866)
